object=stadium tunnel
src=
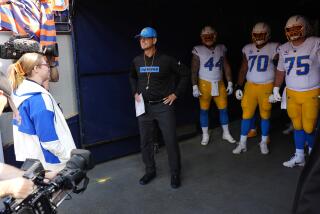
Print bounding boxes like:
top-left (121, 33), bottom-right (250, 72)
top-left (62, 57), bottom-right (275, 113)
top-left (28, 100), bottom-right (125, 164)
top-left (70, 0), bottom-right (320, 164)
top-left (1, 1), bottom-right (319, 212)
top-left (5, 0), bottom-right (316, 165)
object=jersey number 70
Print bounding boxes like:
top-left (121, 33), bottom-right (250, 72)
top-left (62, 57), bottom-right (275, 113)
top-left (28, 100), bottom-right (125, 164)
top-left (248, 55), bottom-right (269, 72)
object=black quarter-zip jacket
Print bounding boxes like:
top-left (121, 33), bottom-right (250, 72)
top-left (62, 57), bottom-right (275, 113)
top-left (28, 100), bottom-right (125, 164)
top-left (130, 52), bottom-right (189, 102)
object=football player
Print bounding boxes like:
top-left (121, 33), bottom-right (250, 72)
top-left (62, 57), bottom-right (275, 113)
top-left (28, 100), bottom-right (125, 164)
top-left (269, 15), bottom-right (320, 167)
top-left (233, 22), bottom-right (279, 154)
top-left (191, 26), bottom-right (235, 145)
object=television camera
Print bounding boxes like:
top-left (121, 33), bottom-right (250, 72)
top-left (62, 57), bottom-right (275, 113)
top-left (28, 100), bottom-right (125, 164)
top-left (0, 149), bottom-right (94, 214)
top-left (0, 35), bottom-right (59, 60)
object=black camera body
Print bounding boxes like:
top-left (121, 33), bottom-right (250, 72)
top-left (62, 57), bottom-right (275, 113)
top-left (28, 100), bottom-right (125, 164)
top-left (0, 35), bottom-right (59, 59)
top-left (0, 149), bottom-right (94, 214)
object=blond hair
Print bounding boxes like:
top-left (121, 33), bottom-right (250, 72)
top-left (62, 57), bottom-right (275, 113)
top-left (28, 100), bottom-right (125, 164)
top-left (7, 53), bottom-right (44, 90)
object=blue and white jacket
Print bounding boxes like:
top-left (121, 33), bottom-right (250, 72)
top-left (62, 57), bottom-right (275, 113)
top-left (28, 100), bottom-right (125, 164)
top-left (13, 79), bottom-right (76, 170)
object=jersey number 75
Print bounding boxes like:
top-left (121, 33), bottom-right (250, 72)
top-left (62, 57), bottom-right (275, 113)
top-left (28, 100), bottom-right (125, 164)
top-left (285, 55), bottom-right (310, 75)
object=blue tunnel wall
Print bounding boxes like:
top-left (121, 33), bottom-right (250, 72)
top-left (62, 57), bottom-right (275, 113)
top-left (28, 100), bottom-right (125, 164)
top-left (72, 1), bottom-right (199, 164)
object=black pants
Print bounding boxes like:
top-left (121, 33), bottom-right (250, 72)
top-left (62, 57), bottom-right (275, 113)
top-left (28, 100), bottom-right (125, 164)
top-left (292, 136), bottom-right (320, 214)
top-left (138, 102), bottom-right (181, 175)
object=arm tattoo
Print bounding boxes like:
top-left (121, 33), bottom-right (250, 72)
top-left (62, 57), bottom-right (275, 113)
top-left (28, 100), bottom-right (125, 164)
top-left (191, 55), bottom-right (200, 85)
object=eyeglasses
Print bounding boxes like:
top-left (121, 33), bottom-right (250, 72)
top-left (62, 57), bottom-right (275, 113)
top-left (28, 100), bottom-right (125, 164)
top-left (38, 63), bottom-right (50, 69)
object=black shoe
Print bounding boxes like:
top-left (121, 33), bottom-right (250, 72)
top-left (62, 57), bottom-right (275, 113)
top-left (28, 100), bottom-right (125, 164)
top-left (139, 172), bottom-right (156, 185)
top-left (171, 174), bottom-right (181, 189)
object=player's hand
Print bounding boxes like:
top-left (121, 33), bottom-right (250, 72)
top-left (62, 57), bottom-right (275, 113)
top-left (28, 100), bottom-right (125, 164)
top-left (226, 81), bottom-right (233, 95)
top-left (273, 87), bottom-right (282, 101)
top-left (192, 85), bottom-right (201, 98)
top-left (269, 87), bottom-right (281, 103)
top-left (235, 89), bottom-right (243, 100)
top-left (271, 87), bottom-right (281, 102)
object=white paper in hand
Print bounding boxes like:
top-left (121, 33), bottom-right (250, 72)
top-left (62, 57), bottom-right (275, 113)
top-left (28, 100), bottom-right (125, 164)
top-left (281, 87), bottom-right (287, 109)
top-left (135, 94), bottom-right (145, 117)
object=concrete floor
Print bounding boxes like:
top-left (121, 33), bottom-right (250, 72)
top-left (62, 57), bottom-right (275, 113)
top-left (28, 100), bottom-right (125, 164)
top-left (58, 117), bottom-right (303, 214)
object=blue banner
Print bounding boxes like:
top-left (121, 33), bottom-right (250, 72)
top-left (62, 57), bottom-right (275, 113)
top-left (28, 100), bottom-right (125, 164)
top-left (139, 66), bottom-right (160, 73)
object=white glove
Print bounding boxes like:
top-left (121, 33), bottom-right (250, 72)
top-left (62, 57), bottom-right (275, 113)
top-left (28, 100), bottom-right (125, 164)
top-left (235, 89), bottom-right (243, 100)
top-left (269, 87), bottom-right (281, 103)
top-left (192, 85), bottom-right (201, 98)
top-left (226, 81), bottom-right (233, 95)
top-left (273, 87), bottom-right (281, 101)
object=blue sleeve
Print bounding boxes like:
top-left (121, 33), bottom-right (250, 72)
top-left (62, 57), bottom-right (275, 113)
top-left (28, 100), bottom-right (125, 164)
top-left (29, 95), bottom-right (58, 142)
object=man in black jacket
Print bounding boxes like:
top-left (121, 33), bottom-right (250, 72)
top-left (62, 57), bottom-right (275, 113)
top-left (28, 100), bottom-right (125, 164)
top-left (129, 27), bottom-right (189, 189)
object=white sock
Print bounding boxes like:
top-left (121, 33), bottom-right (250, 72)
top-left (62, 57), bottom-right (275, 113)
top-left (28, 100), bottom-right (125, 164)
top-left (261, 136), bottom-right (268, 143)
top-left (240, 135), bottom-right (247, 144)
top-left (309, 147), bottom-right (312, 155)
top-left (296, 149), bottom-right (305, 158)
top-left (222, 124), bottom-right (229, 135)
top-left (202, 127), bottom-right (209, 135)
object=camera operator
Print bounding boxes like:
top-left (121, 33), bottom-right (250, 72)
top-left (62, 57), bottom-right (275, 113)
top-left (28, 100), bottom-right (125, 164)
top-left (1, 72), bottom-right (22, 163)
top-left (1, 80), bottom-right (37, 200)
top-left (0, 72), bottom-right (21, 121)
top-left (0, 163), bottom-right (34, 199)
